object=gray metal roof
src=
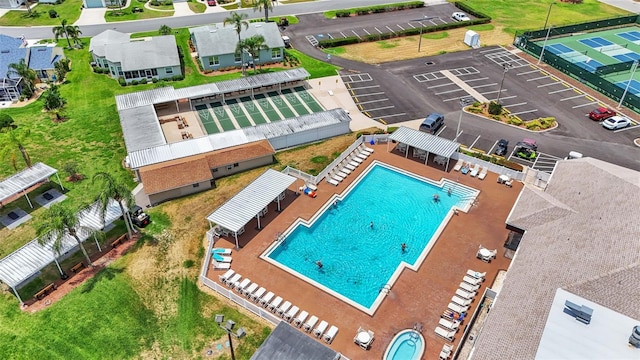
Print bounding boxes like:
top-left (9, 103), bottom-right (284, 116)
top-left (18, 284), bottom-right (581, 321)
top-left (206, 169), bottom-right (296, 233)
top-left (251, 322), bottom-right (340, 360)
top-left (0, 163), bottom-right (57, 203)
top-left (106, 35), bottom-right (180, 72)
top-left (0, 199), bottom-right (124, 288)
top-left (119, 105), bottom-right (166, 152)
top-left (89, 30), bottom-right (130, 57)
top-left (190, 22), bottom-right (284, 58)
top-left (243, 108), bottom-right (350, 138)
top-left (116, 86), bottom-right (178, 111)
top-left (389, 126), bottom-right (460, 158)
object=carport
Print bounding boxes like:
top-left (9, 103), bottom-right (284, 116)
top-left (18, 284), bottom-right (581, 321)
top-left (0, 162), bottom-right (64, 208)
top-left (387, 127), bottom-right (461, 171)
top-left (206, 169), bottom-right (297, 249)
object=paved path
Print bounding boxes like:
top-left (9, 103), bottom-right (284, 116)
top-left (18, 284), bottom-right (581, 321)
top-left (74, 8), bottom-right (107, 25)
top-left (597, 0), bottom-right (639, 13)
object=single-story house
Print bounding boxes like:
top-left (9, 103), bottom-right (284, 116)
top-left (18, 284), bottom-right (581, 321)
top-left (89, 30), bottom-right (182, 83)
top-left (190, 22), bottom-right (285, 72)
top-left (26, 46), bottom-right (65, 81)
top-left (0, 0), bottom-right (22, 9)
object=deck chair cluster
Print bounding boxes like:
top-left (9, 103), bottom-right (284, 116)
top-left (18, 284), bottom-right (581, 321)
top-left (452, 159), bottom-right (488, 180)
top-left (327, 144), bottom-right (374, 186)
top-left (211, 248), bottom-right (232, 269)
top-left (218, 269), bottom-right (339, 344)
top-left (435, 269), bottom-right (486, 347)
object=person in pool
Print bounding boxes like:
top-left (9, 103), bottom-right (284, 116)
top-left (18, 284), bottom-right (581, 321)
top-left (316, 260), bottom-right (323, 269)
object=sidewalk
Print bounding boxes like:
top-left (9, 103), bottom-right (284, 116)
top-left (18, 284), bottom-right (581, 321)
top-left (597, 0), bottom-right (639, 13)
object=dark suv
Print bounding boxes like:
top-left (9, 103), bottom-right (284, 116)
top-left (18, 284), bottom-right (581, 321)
top-left (588, 107), bottom-right (616, 121)
top-left (419, 113), bottom-right (444, 134)
top-left (494, 139), bottom-right (509, 156)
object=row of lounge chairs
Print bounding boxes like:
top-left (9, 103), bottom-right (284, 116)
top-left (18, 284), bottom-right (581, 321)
top-left (435, 269), bottom-right (486, 346)
top-left (218, 269), bottom-right (339, 344)
top-left (452, 159), bottom-right (488, 180)
top-left (211, 248), bottom-right (232, 270)
top-left (327, 144), bottom-right (374, 186)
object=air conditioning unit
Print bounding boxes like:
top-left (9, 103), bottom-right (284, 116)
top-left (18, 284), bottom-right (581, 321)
top-left (629, 325), bottom-right (640, 348)
top-left (563, 301), bottom-right (593, 325)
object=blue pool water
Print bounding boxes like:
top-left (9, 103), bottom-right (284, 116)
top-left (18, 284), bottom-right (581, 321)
top-left (384, 330), bottom-right (425, 360)
top-left (266, 164), bottom-right (469, 309)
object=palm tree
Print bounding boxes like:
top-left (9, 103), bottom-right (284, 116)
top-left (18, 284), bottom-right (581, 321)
top-left (8, 59), bottom-right (36, 98)
top-left (243, 35), bottom-right (268, 74)
top-left (52, 19), bottom-right (79, 49)
top-left (1, 128), bottom-right (31, 171)
top-left (66, 25), bottom-right (83, 48)
top-left (252, 0), bottom-right (273, 23)
top-left (224, 12), bottom-right (249, 42)
top-left (92, 172), bottom-right (134, 239)
top-left (35, 203), bottom-right (101, 267)
top-left (159, 24), bottom-right (172, 36)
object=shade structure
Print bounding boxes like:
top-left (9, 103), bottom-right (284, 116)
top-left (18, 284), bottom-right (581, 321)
top-left (0, 163), bottom-right (62, 207)
top-left (389, 127), bottom-right (461, 159)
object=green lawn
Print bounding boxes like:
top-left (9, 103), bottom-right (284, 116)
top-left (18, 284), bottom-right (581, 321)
top-left (187, 0), bottom-right (206, 13)
top-left (0, 0), bottom-right (82, 26)
top-left (459, 0), bottom-right (631, 34)
top-left (285, 49), bottom-right (341, 78)
top-left (105, 0), bottom-right (173, 22)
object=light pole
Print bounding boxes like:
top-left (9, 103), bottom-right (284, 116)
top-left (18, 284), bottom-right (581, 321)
top-left (455, 97), bottom-right (473, 141)
top-left (215, 314), bottom-right (246, 360)
top-left (543, 2), bottom-right (554, 30)
top-left (410, 16), bottom-right (437, 53)
top-left (496, 63), bottom-right (512, 104)
top-left (618, 60), bottom-right (638, 109)
top-left (537, 25), bottom-right (552, 66)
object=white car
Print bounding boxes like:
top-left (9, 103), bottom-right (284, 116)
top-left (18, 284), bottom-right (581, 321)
top-left (602, 115), bottom-right (631, 130)
top-left (452, 12), bottom-right (471, 22)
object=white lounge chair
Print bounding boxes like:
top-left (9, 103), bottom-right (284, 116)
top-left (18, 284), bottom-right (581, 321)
top-left (283, 306), bottom-right (299, 322)
top-left (440, 344), bottom-right (453, 360)
top-left (448, 302), bottom-right (469, 314)
top-left (268, 296), bottom-right (283, 312)
top-left (327, 177), bottom-right (339, 186)
top-left (339, 166), bottom-right (351, 175)
top-left (251, 287), bottom-right (266, 302)
top-left (459, 282), bottom-right (480, 293)
top-left (356, 151), bottom-right (368, 160)
top-left (226, 274), bottom-right (241, 288)
top-left (358, 145), bottom-right (373, 156)
top-left (362, 144), bottom-right (374, 153)
top-left (343, 162), bottom-right (356, 171)
top-left (456, 288), bottom-right (476, 300)
top-left (303, 315), bottom-right (318, 333)
top-left (335, 169), bottom-right (349, 178)
top-left (212, 260), bottom-right (231, 270)
top-left (313, 320), bottom-right (329, 338)
top-left (331, 171), bottom-right (344, 182)
top-left (350, 154), bottom-right (364, 164)
top-left (219, 269), bottom-right (235, 284)
top-left (243, 283), bottom-right (258, 297)
top-left (276, 301), bottom-right (292, 317)
top-left (470, 163), bottom-right (481, 177)
top-left (259, 291), bottom-right (274, 307)
top-left (435, 326), bottom-right (455, 342)
top-left (323, 325), bottom-right (339, 344)
top-left (235, 278), bottom-right (251, 292)
top-left (466, 270), bottom-right (486, 279)
top-left (212, 248), bottom-right (232, 255)
top-left (439, 318), bottom-right (460, 331)
top-left (452, 295), bottom-right (472, 307)
top-left (212, 253), bottom-right (232, 263)
top-left (293, 310), bottom-right (308, 327)
top-left (453, 159), bottom-right (463, 172)
top-left (478, 166), bottom-right (488, 180)
top-left (463, 275), bottom-right (483, 286)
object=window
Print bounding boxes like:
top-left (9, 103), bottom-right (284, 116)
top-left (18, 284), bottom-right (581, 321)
top-left (166, 67), bottom-right (173, 74)
top-left (271, 49), bottom-right (281, 59)
top-left (212, 168), bottom-right (218, 172)
top-left (193, 183), bottom-right (200, 188)
top-left (226, 165), bottom-right (233, 170)
top-left (117, 66), bottom-right (123, 76)
top-left (234, 54), bottom-right (242, 63)
top-left (233, 163), bottom-right (239, 167)
top-left (209, 56), bottom-right (219, 66)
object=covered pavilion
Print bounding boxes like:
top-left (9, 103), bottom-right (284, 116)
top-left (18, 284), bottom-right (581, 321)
top-left (0, 162), bottom-right (64, 208)
top-left (387, 127), bottom-right (461, 171)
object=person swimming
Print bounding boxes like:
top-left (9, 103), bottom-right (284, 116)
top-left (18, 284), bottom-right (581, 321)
top-left (401, 243), bottom-right (407, 253)
top-left (316, 261), bottom-right (323, 269)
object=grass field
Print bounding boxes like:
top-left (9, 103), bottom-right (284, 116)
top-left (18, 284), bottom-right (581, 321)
top-left (105, 0), bottom-right (173, 22)
top-left (0, 0), bottom-right (82, 26)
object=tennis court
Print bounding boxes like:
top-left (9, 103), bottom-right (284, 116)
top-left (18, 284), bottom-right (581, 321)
top-left (238, 97), bottom-right (268, 125)
top-left (616, 79), bottom-right (640, 96)
top-left (281, 89), bottom-right (310, 115)
top-left (195, 104), bottom-right (220, 134)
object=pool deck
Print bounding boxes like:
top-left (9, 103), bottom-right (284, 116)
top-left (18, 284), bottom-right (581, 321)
top-left (205, 143), bottom-right (522, 360)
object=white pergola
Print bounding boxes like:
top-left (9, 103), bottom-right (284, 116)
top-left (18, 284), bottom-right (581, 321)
top-left (206, 169), bottom-right (297, 249)
top-left (388, 127), bottom-right (461, 171)
top-left (0, 199), bottom-right (124, 304)
top-left (0, 162), bottom-right (64, 208)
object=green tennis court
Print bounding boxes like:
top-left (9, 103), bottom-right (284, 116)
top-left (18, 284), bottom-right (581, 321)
top-left (254, 94), bottom-right (281, 122)
top-left (209, 103), bottom-right (237, 131)
top-left (294, 87), bottom-right (324, 112)
top-left (268, 92), bottom-right (296, 118)
top-left (282, 89), bottom-right (310, 115)
top-left (195, 104), bottom-right (220, 134)
top-left (239, 97), bottom-right (267, 125)
top-left (226, 99), bottom-right (253, 128)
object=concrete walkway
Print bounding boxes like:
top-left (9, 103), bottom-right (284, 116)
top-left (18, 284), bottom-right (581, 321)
top-left (74, 8), bottom-right (108, 25)
top-left (597, 0), bottom-right (639, 13)
top-left (173, 2), bottom-right (194, 16)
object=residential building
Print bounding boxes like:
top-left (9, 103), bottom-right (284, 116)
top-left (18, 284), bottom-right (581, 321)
top-left (190, 22), bottom-right (285, 72)
top-left (89, 30), bottom-right (182, 83)
top-left (0, 0), bottom-right (23, 9)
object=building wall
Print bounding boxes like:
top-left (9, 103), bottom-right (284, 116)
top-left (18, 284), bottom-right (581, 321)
top-left (0, 0), bottom-right (23, 9)
top-left (92, 54), bottom-right (181, 82)
top-left (268, 122), bottom-right (351, 150)
top-left (199, 48), bottom-right (284, 71)
top-left (212, 154), bottom-right (273, 178)
top-left (148, 180), bottom-right (212, 205)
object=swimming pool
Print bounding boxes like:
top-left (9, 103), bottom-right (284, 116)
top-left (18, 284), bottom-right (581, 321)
top-left (383, 329), bottom-right (425, 360)
top-left (262, 162), bottom-right (478, 314)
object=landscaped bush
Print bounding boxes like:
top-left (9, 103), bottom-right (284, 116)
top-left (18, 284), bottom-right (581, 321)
top-left (488, 101), bottom-right (502, 115)
top-left (507, 117), bottom-right (523, 126)
top-left (335, 10), bottom-right (350, 17)
top-left (171, 74), bottom-right (184, 81)
top-left (48, 9), bottom-right (57, 18)
top-left (152, 78), bottom-right (158, 83)
top-left (138, 78), bottom-right (147, 84)
top-left (131, 80), bottom-right (139, 85)
top-left (118, 77), bottom-right (126, 86)
top-left (326, 1), bottom-right (424, 18)
top-left (454, 1), bottom-right (492, 21)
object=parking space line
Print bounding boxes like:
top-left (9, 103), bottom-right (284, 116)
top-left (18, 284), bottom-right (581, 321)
top-left (372, 113), bottom-right (406, 120)
top-left (353, 92), bottom-right (385, 97)
top-left (328, 33), bottom-right (334, 39)
top-left (386, 26), bottom-right (396, 33)
top-left (537, 82), bottom-right (562, 88)
top-left (352, 30), bottom-right (361, 39)
top-left (340, 31), bottom-right (347, 38)
top-left (443, 95), bottom-right (470, 102)
top-left (349, 85), bottom-right (380, 90)
top-left (495, 95), bottom-right (516, 101)
top-left (526, 75), bottom-right (551, 82)
top-left (375, 27), bottom-right (383, 34)
top-left (363, 28), bottom-right (371, 35)
top-left (435, 88), bottom-right (465, 95)
top-left (548, 88), bottom-right (573, 94)
top-left (357, 99), bottom-right (389, 105)
top-left (397, 24), bottom-right (405, 31)
top-left (573, 88), bottom-right (583, 94)
top-left (560, 94), bottom-right (585, 101)
top-left (509, 109), bottom-right (538, 116)
top-left (427, 83), bottom-right (457, 89)
top-left (503, 102), bottom-right (527, 107)
top-left (487, 140), bottom-right (498, 154)
top-left (572, 101), bottom-right (599, 108)
top-left (463, 77), bottom-right (489, 82)
top-left (480, 90), bottom-right (503, 95)
top-left (407, 23), bottom-right (415, 29)
top-left (365, 105), bottom-right (396, 112)
top-left (471, 83), bottom-right (498, 89)
top-left (517, 69), bottom-right (539, 76)
top-left (585, 96), bottom-right (595, 101)
top-left (469, 135), bottom-right (481, 150)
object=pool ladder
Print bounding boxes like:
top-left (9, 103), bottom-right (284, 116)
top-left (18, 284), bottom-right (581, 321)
top-left (379, 284), bottom-right (391, 294)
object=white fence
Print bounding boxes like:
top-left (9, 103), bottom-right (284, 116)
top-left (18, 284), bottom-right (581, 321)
top-left (455, 153), bottom-right (526, 181)
top-left (314, 136), bottom-right (365, 184)
top-left (282, 167), bottom-right (317, 185)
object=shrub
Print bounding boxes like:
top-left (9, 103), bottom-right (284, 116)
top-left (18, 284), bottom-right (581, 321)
top-left (182, 260), bottom-right (195, 268)
top-left (507, 117), bottom-right (523, 126)
top-left (152, 78), bottom-right (158, 83)
top-left (131, 80), bottom-right (139, 85)
top-left (525, 120), bottom-right (541, 130)
top-left (488, 101), bottom-right (502, 115)
top-left (539, 116), bottom-right (556, 128)
top-left (118, 77), bottom-right (127, 86)
top-left (138, 78), bottom-right (147, 84)
top-left (48, 9), bottom-right (57, 18)
top-left (335, 10), bottom-right (350, 17)
top-left (171, 74), bottom-right (184, 81)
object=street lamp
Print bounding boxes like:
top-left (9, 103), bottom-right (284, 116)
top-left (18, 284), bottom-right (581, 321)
top-left (215, 314), bottom-right (246, 360)
top-left (543, 2), bottom-right (555, 30)
top-left (537, 25), bottom-right (553, 66)
top-left (455, 97), bottom-right (474, 141)
top-left (496, 63), bottom-right (512, 104)
top-left (618, 60), bottom-right (638, 109)
top-left (410, 16), bottom-right (438, 53)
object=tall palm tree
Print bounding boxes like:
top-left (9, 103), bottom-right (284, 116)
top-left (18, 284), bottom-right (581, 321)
top-left (92, 172), bottom-right (134, 239)
top-left (36, 203), bottom-right (102, 267)
top-left (1, 128), bottom-right (31, 171)
top-left (224, 12), bottom-right (249, 42)
top-left (66, 25), bottom-right (83, 48)
top-left (52, 19), bottom-right (78, 49)
top-left (243, 35), bottom-right (269, 74)
top-left (253, 0), bottom-right (273, 23)
top-left (8, 59), bottom-right (36, 97)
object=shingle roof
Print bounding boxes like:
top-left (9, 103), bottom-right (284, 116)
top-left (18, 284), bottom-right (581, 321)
top-left (190, 22), bottom-right (284, 57)
top-left (139, 157), bottom-right (212, 195)
top-left (89, 30), bottom-right (130, 57)
top-left (105, 35), bottom-right (180, 71)
top-left (251, 322), bottom-right (339, 360)
top-left (472, 158), bottom-right (640, 359)
top-left (27, 46), bottom-right (59, 71)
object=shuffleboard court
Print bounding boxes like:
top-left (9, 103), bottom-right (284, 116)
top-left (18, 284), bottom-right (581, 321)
top-left (195, 104), bottom-right (220, 134)
top-left (239, 97), bottom-right (267, 124)
top-left (294, 87), bottom-right (324, 112)
top-left (268, 92), bottom-right (296, 118)
top-left (209, 102), bottom-right (236, 131)
top-left (254, 94), bottom-right (281, 122)
top-left (281, 89), bottom-right (310, 115)
top-left (226, 99), bottom-right (253, 128)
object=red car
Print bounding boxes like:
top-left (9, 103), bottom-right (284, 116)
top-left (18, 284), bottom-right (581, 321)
top-left (588, 107), bottom-right (616, 121)
top-left (207, 0), bottom-right (216, 5)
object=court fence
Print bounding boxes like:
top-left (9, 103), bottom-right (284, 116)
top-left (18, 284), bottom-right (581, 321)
top-left (514, 18), bottom-right (640, 113)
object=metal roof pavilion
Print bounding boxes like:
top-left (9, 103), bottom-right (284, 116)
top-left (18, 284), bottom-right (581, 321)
top-left (206, 169), bottom-right (296, 248)
top-left (0, 199), bottom-right (125, 304)
top-left (0, 162), bottom-right (63, 207)
top-left (388, 127), bottom-right (460, 170)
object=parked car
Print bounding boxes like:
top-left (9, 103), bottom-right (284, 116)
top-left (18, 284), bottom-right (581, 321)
top-left (513, 141), bottom-right (537, 160)
top-left (494, 139), bottom-right (509, 156)
top-left (602, 115), bottom-right (631, 130)
top-left (452, 12), bottom-right (471, 22)
top-left (207, 0), bottom-right (216, 6)
top-left (521, 138), bottom-right (538, 151)
top-left (588, 107), bottom-right (616, 121)
top-left (419, 113), bottom-right (444, 134)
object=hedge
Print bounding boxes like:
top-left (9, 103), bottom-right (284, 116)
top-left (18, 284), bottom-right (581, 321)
top-left (453, 1), bottom-right (491, 21)
top-left (327, 1), bottom-right (424, 18)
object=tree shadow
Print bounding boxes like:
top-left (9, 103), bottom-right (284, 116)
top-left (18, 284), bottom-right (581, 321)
top-left (81, 266), bottom-right (125, 294)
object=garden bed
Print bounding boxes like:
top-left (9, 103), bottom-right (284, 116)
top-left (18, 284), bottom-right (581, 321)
top-left (466, 102), bottom-right (557, 131)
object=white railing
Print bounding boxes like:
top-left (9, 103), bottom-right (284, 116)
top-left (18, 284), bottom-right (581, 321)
top-left (315, 137), bottom-right (365, 184)
top-left (282, 166), bottom-right (317, 185)
top-left (455, 153), bottom-right (526, 181)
